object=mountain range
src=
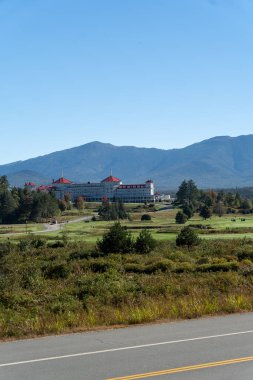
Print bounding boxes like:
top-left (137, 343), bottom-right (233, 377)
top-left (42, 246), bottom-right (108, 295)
top-left (1, 135), bottom-right (253, 190)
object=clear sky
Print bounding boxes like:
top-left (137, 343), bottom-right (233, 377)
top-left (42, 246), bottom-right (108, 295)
top-left (0, 0), bottom-right (253, 164)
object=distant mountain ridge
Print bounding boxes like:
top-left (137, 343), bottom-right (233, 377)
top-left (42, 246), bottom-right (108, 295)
top-left (1, 135), bottom-right (253, 189)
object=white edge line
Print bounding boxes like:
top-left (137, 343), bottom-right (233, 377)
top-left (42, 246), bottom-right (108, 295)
top-left (1, 330), bottom-right (253, 368)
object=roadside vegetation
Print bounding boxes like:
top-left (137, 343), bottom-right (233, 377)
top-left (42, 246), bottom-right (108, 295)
top-left (1, 227), bottom-right (253, 339)
top-left (2, 178), bottom-right (253, 339)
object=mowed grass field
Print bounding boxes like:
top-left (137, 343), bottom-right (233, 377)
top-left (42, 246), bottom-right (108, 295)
top-left (0, 223), bottom-right (45, 236)
top-left (57, 208), bottom-right (253, 242)
top-left (2, 204), bottom-right (253, 242)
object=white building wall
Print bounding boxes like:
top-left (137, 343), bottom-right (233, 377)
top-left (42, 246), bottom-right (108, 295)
top-left (53, 180), bottom-right (155, 203)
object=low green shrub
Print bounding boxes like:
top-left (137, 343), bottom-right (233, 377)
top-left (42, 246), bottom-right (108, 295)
top-left (124, 263), bottom-right (145, 273)
top-left (237, 250), bottom-right (253, 261)
top-left (144, 259), bottom-right (174, 273)
top-left (197, 262), bottom-right (239, 273)
top-left (44, 263), bottom-right (70, 279)
top-left (173, 262), bottom-right (195, 273)
top-left (141, 214), bottom-right (152, 221)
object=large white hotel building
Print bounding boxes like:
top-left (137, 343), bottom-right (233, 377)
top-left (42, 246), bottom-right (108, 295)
top-left (49, 175), bottom-right (155, 203)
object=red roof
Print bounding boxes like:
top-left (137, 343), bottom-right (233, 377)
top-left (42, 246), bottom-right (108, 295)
top-left (53, 177), bottom-right (72, 184)
top-left (25, 182), bottom-right (36, 187)
top-left (101, 175), bottom-right (121, 183)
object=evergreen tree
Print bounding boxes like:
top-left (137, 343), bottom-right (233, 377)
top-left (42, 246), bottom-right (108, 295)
top-left (176, 226), bottom-right (200, 248)
top-left (0, 176), bottom-right (9, 193)
top-left (175, 180), bottom-right (188, 205)
top-left (135, 229), bottom-right (156, 253)
top-left (240, 199), bottom-right (252, 213)
top-left (175, 211), bottom-right (188, 224)
top-left (98, 199), bottom-right (111, 220)
top-left (16, 188), bottom-right (34, 222)
top-left (98, 199), bottom-right (128, 220)
top-left (0, 191), bottom-right (17, 223)
top-left (175, 179), bottom-right (199, 215)
top-left (30, 192), bottom-right (59, 221)
top-left (182, 203), bottom-right (194, 219)
top-left (199, 205), bottom-right (212, 219)
top-left (97, 222), bottom-right (133, 254)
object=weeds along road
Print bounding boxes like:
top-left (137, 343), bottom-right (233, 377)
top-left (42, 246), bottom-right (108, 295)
top-left (1, 313), bottom-right (253, 380)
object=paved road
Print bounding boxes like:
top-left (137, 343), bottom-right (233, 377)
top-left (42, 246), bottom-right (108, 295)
top-left (42, 215), bottom-right (93, 233)
top-left (1, 313), bottom-right (253, 380)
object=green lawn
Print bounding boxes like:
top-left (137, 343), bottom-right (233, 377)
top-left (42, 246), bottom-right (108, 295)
top-left (0, 223), bottom-right (45, 236)
top-left (2, 208), bottom-right (253, 243)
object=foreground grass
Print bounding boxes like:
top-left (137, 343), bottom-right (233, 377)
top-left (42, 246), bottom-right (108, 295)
top-left (1, 238), bottom-right (253, 339)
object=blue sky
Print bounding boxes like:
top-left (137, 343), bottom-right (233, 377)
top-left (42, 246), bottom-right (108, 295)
top-left (0, 0), bottom-right (253, 164)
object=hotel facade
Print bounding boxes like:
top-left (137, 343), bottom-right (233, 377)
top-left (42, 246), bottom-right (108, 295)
top-left (50, 175), bottom-right (156, 203)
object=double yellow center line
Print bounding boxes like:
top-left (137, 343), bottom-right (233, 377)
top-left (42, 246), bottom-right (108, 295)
top-left (107, 355), bottom-right (253, 379)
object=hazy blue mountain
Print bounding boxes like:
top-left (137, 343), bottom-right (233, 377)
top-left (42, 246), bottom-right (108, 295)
top-left (1, 135), bottom-right (253, 189)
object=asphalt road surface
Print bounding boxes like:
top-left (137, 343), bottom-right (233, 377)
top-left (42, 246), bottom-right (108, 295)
top-left (1, 313), bottom-right (253, 380)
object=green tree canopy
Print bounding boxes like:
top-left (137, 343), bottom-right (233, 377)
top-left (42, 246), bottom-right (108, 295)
top-left (135, 229), bottom-right (156, 253)
top-left (175, 211), bottom-right (188, 224)
top-left (176, 226), bottom-right (200, 248)
top-left (175, 179), bottom-right (199, 207)
top-left (97, 222), bottom-right (133, 254)
top-left (199, 205), bottom-right (212, 220)
top-left (98, 199), bottom-right (129, 220)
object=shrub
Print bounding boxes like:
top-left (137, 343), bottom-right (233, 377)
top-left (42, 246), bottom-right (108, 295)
top-left (237, 250), bottom-right (253, 261)
top-left (18, 236), bottom-right (46, 251)
top-left (135, 229), bottom-right (156, 254)
top-left (69, 250), bottom-right (91, 260)
top-left (197, 262), bottom-right (239, 273)
top-left (97, 222), bottom-right (133, 254)
top-left (175, 211), bottom-right (188, 224)
top-left (141, 214), bottom-right (151, 221)
top-left (44, 263), bottom-right (70, 279)
top-left (124, 263), bottom-right (145, 273)
top-left (144, 259), bottom-right (174, 273)
top-left (182, 204), bottom-right (194, 219)
top-left (176, 226), bottom-right (201, 248)
top-left (89, 259), bottom-right (120, 273)
top-left (47, 241), bottom-right (65, 248)
top-left (199, 205), bottom-right (212, 219)
top-left (0, 241), bottom-right (13, 258)
top-left (173, 262), bottom-right (195, 273)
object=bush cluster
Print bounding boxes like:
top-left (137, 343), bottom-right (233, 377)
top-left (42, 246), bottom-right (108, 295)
top-left (97, 222), bottom-right (157, 254)
top-left (0, 235), bottom-right (253, 338)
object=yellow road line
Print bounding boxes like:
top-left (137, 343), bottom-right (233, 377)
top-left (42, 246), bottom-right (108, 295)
top-left (107, 355), bottom-right (253, 379)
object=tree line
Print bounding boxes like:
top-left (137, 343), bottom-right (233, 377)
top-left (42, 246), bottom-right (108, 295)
top-left (175, 179), bottom-right (253, 223)
top-left (0, 176), bottom-right (59, 223)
